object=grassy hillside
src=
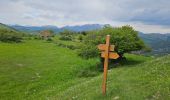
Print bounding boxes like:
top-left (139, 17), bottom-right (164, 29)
top-left (56, 55), bottom-right (170, 100)
top-left (0, 23), bottom-right (18, 31)
top-left (0, 40), bottom-right (99, 99)
top-left (0, 23), bottom-right (24, 42)
top-left (0, 39), bottom-right (169, 100)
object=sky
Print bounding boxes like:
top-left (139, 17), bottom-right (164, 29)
top-left (0, 0), bottom-right (170, 33)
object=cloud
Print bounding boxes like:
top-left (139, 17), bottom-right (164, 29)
top-left (0, 0), bottom-right (170, 33)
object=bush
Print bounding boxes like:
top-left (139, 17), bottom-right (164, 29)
top-left (46, 38), bottom-right (53, 41)
top-left (55, 42), bottom-right (78, 50)
top-left (78, 35), bottom-right (83, 42)
top-left (76, 61), bottom-right (101, 77)
top-left (0, 29), bottom-right (23, 42)
top-left (77, 44), bottom-right (99, 59)
top-left (34, 36), bottom-right (41, 40)
top-left (59, 30), bottom-right (75, 41)
top-left (59, 35), bottom-right (72, 41)
top-left (66, 45), bottom-right (77, 50)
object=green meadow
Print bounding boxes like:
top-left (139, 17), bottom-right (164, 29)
top-left (0, 40), bottom-right (98, 99)
top-left (0, 39), bottom-right (170, 100)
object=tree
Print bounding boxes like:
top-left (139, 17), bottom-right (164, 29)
top-left (39, 30), bottom-right (54, 40)
top-left (78, 25), bottom-right (146, 59)
top-left (78, 35), bottom-right (83, 41)
top-left (59, 30), bottom-right (75, 41)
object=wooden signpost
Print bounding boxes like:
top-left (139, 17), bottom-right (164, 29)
top-left (98, 35), bottom-right (119, 95)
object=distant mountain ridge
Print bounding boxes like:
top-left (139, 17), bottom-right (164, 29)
top-left (61, 24), bottom-right (103, 32)
top-left (10, 25), bottom-right (60, 33)
top-left (10, 24), bottom-right (104, 33)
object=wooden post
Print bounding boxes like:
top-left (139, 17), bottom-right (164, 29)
top-left (102, 35), bottom-right (110, 95)
top-left (98, 35), bottom-right (119, 95)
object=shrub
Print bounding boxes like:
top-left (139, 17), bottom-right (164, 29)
top-left (34, 36), bottom-right (41, 40)
top-left (59, 30), bottom-right (75, 41)
top-left (55, 42), bottom-right (78, 50)
top-left (66, 45), bottom-right (77, 50)
top-left (46, 38), bottom-right (53, 41)
top-left (76, 61), bottom-right (101, 77)
top-left (0, 29), bottom-right (23, 42)
top-left (59, 35), bottom-right (72, 41)
top-left (78, 35), bottom-right (83, 41)
top-left (77, 44), bottom-right (99, 59)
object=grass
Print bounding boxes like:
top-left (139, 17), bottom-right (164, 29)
top-left (0, 39), bottom-right (169, 100)
top-left (0, 40), bottom-right (99, 99)
top-left (56, 55), bottom-right (170, 100)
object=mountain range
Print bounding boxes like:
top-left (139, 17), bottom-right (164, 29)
top-left (10, 24), bottom-right (104, 33)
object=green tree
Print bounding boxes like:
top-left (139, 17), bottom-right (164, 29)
top-left (78, 25), bottom-right (146, 59)
top-left (59, 30), bottom-right (75, 41)
top-left (39, 30), bottom-right (54, 40)
top-left (78, 35), bottom-right (83, 41)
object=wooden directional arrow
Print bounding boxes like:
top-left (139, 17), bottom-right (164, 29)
top-left (101, 52), bottom-right (119, 59)
top-left (98, 44), bottom-right (115, 51)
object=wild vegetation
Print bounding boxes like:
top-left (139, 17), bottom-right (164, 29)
top-left (0, 23), bottom-right (24, 42)
top-left (39, 30), bottom-right (54, 40)
top-left (0, 23), bottom-right (169, 99)
top-left (77, 25), bottom-right (148, 59)
top-left (56, 55), bottom-right (170, 100)
top-left (53, 25), bottom-right (149, 60)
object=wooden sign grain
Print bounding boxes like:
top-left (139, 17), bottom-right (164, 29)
top-left (98, 44), bottom-right (115, 51)
top-left (101, 52), bottom-right (119, 59)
